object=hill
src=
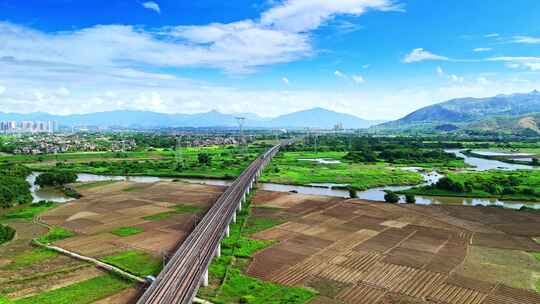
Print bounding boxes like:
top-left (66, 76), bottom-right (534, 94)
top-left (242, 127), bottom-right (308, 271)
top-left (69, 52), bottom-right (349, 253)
top-left (381, 90), bottom-right (540, 135)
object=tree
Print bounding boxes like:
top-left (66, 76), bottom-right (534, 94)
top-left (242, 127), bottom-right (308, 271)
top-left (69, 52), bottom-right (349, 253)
top-left (197, 153), bottom-right (211, 166)
top-left (532, 158), bottom-right (539, 166)
top-left (405, 194), bottom-right (416, 204)
top-left (384, 191), bottom-right (399, 203)
top-left (35, 171), bottom-right (78, 187)
top-left (348, 187), bottom-right (357, 199)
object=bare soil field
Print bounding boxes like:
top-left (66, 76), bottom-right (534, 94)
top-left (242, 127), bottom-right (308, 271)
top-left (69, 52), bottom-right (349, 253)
top-left (1, 180), bottom-right (223, 303)
top-left (247, 190), bottom-right (540, 304)
top-left (42, 180), bottom-right (223, 258)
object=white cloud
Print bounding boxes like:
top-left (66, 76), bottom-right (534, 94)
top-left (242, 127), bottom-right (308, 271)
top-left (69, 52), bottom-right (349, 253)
top-left (473, 47), bottom-right (492, 52)
top-left (334, 70), bottom-right (347, 79)
top-left (362, 64), bottom-right (370, 69)
top-left (476, 77), bottom-right (490, 85)
top-left (352, 74), bottom-right (365, 84)
top-left (142, 1), bottom-right (161, 14)
top-left (260, 0), bottom-right (400, 32)
top-left (0, 85), bottom-right (5, 95)
top-left (488, 56), bottom-right (540, 71)
top-left (450, 74), bottom-right (464, 83)
top-left (511, 35), bottom-right (540, 44)
top-left (282, 77), bottom-right (290, 85)
top-left (436, 66), bottom-right (444, 76)
top-left (485, 33), bottom-right (499, 38)
top-left (403, 48), bottom-right (448, 63)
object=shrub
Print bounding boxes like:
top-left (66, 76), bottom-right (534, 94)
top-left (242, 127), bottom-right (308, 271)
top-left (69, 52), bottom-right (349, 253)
top-left (384, 191), bottom-right (399, 203)
top-left (0, 224), bottom-right (15, 245)
top-left (405, 194), bottom-right (416, 204)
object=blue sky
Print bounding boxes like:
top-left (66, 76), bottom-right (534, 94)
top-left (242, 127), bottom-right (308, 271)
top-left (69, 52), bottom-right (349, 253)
top-left (0, 0), bottom-right (539, 119)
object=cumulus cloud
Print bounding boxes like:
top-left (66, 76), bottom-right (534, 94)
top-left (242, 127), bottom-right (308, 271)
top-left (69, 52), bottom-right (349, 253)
top-left (142, 1), bottom-right (161, 14)
top-left (0, 1), bottom-right (397, 74)
top-left (511, 35), bottom-right (540, 44)
top-left (473, 47), bottom-right (492, 52)
top-left (403, 48), bottom-right (448, 63)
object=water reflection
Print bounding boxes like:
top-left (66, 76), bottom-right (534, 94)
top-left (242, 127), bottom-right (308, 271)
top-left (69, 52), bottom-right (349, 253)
top-left (445, 149), bottom-right (535, 171)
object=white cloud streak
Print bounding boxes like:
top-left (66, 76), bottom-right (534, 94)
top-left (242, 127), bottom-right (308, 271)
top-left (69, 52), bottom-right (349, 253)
top-left (473, 47), bottom-right (492, 52)
top-left (511, 35), bottom-right (540, 44)
top-left (403, 48), bottom-right (448, 63)
top-left (142, 1), bottom-right (161, 14)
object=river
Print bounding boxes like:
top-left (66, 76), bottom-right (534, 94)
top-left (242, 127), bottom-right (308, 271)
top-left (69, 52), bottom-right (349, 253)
top-left (27, 150), bottom-right (540, 209)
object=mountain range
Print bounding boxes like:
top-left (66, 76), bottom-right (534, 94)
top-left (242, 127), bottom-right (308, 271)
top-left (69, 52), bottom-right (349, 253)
top-left (381, 90), bottom-right (540, 135)
top-left (0, 107), bottom-right (381, 129)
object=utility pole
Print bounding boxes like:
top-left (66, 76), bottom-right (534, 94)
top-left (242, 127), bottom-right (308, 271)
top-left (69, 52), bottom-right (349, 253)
top-left (175, 134), bottom-right (182, 169)
top-left (235, 117), bottom-right (246, 153)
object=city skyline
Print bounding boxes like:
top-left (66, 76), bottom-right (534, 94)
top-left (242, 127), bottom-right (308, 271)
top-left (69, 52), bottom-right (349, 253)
top-left (0, 0), bottom-right (539, 119)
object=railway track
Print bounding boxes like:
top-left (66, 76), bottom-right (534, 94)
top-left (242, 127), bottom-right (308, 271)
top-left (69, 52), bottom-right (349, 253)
top-left (137, 143), bottom-right (283, 304)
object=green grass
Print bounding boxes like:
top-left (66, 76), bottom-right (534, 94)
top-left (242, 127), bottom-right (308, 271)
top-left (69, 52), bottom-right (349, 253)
top-left (36, 227), bottom-right (75, 244)
top-left (2, 248), bottom-right (58, 269)
top-left (213, 268), bottom-right (315, 304)
top-left (261, 151), bottom-right (423, 190)
top-left (12, 274), bottom-right (131, 304)
top-left (74, 180), bottom-right (119, 189)
top-left (142, 212), bottom-right (173, 221)
top-left (174, 204), bottom-right (204, 213)
top-left (243, 217), bottom-right (285, 235)
top-left (110, 227), bottom-right (144, 237)
top-left (101, 250), bottom-right (162, 277)
top-left (143, 204), bottom-right (203, 221)
top-left (1, 201), bottom-right (57, 220)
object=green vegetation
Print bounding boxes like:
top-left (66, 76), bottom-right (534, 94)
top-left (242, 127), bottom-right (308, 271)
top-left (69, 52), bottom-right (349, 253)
top-left (74, 180), bottom-right (119, 190)
top-left (262, 151), bottom-right (423, 190)
top-left (0, 224), bottom-right (15, 245)
top-left (26, 146), bottom-right (262, 180)
top-left (101, 250), bottom-right (162, 277)
top-left (143, 204), bottom-right (203, 221)
top-left (110, 226), bottom-right (144, 237)
top-left (12, 274), bottom-right (131, 304)
top-left (384, 191), bottom-right (399, 203)
top-left (242, 217), bottom-right (285, 235)
top-left (1, 201), bottom-right (57, 220)
top-left (199, 194), bottom-right (315, 304)
top-left (35, 170), bottom-right (78, 187)
top-left (0, 165), bottom-right (32, 209)
top-left (3, 248), bottom-right (58, 269)
top-left (405, 194), bottom-right (416, 204)
top-left (404, 170), bottom-right (540, 201)
top-left (36, 227), bottom-right (75, 244)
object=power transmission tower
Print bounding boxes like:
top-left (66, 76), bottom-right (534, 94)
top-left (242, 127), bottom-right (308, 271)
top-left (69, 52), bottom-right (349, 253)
top-left (235, 117), bottom-right (246, 153)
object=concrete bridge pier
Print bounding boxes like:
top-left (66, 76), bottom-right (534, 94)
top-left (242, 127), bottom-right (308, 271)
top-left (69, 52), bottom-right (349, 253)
top-left (225, 225), bottom-right (230, 237)
top-left (232, 212), bottom-right (236, 223)
top-left (201, 269), bottom-right (209, 287)
top-left (215, 244), bottom-right (221, 258)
